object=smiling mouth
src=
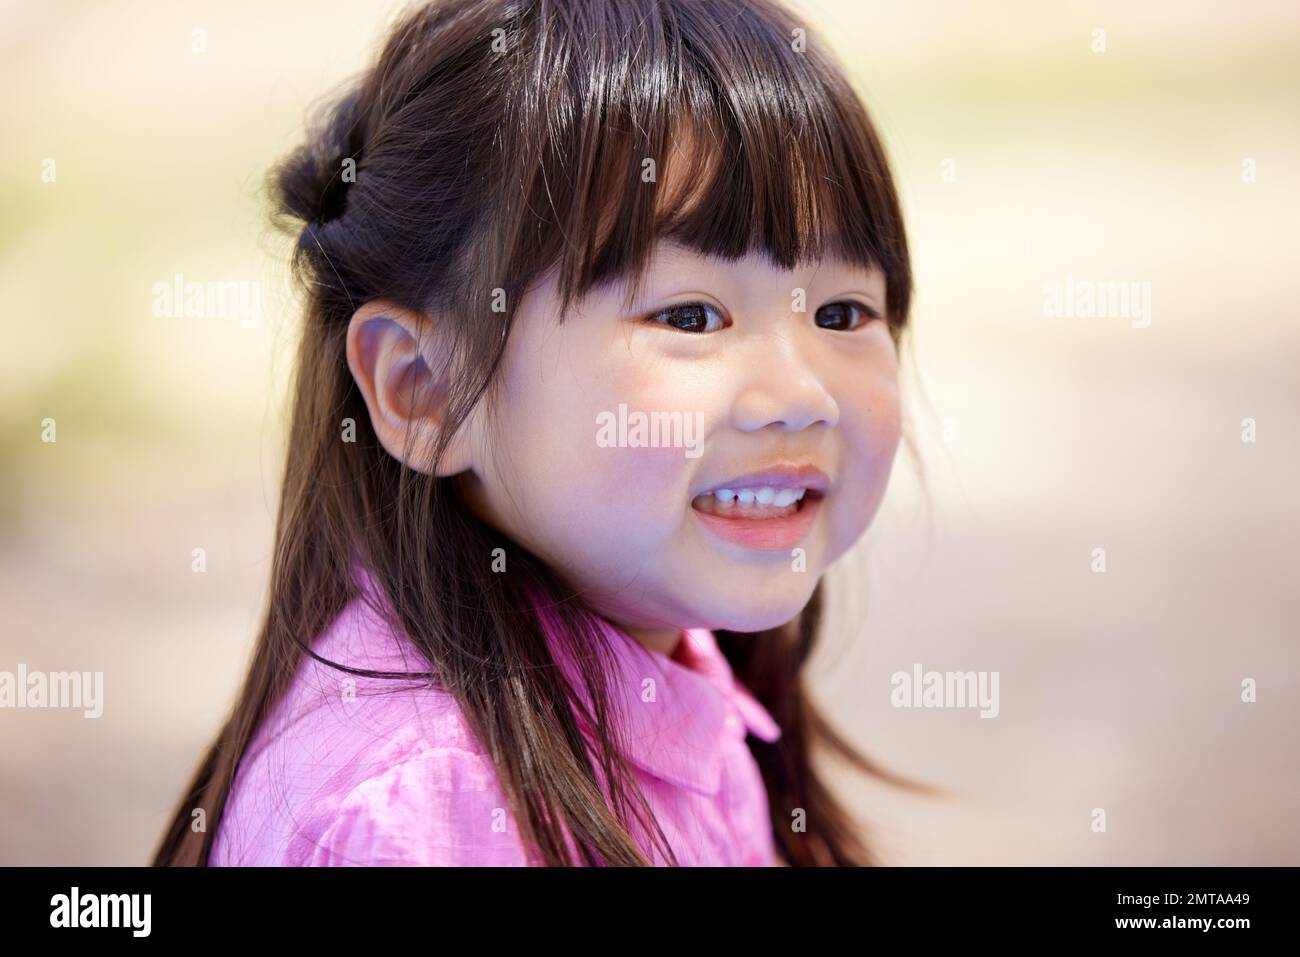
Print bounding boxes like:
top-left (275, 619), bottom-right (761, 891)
top-left (690, 487), bottom-right (824, 519)
top-left (689, 486), bottom-right (824, 552)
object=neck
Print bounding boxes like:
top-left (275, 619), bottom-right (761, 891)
top-left (620, 623), bottom-right (685, 658)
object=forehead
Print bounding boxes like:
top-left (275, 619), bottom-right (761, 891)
top-left (546, 108), bottom-right (899, 322)
top-left (657, 122), bottom-right (879, 278)
top-left (624, 239), bottom-right (887, 301)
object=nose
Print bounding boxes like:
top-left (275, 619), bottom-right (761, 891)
top-left (728, 334), bottom-right (840, 433)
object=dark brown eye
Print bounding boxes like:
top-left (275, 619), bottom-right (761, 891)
top-left (815, 300), bottom-right (881, 331)
top-left (647, 302), bottom-right (726, 333)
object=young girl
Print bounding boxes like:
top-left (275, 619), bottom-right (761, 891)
top-left (154, 0), bottom-right (919, 867)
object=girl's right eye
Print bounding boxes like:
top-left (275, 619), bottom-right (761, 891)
top-left (644, 301), bottom-right (728, 334)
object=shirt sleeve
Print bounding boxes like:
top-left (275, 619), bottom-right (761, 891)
top-left (309, 743), bottom-right (533, 866)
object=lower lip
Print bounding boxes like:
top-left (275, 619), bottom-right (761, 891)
top-left (691, 494), bottom-right (822, 552)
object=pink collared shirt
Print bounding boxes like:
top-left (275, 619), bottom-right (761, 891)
top-left (210, 565), bottom-right (783, 866)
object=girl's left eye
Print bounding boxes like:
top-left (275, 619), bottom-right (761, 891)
top-left (814, 300), bottom-right (882, 331)
top-left (645, 301), bottom-right (727, 334)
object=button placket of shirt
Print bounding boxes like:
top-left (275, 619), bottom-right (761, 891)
top-left (669, 632), bottom-right (747, 746)
top-left (675, 629), bottom-right (779, 743)
top-left (723, 707), bottom-right (743, 737)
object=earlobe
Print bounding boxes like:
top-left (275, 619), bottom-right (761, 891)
top-left (344, 299), bottom-right (476, 477)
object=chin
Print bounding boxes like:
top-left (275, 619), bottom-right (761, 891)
top-left (696, 592), bottom-right (815, 634)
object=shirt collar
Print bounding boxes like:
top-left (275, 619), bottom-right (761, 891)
top-left (533, 594), bottom-right (783, 796)
top-left (351, 560), bottom-right (783, 797)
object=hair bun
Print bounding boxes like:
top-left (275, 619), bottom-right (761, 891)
top-left (270, 86), bottom-right (366, 229)
top-left (314, 156), bottom-right (353, 224)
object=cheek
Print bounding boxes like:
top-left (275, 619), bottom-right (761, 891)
top-left (487, 353), bottom-right (694, 558)
top-left (856, 374), bottom-right (902, 454)
top-left (836, 356), bottom-right (902, 526)
top-left (843, 326), bottom-right (903, 456)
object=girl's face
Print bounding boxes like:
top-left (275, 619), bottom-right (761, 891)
top-left (453, 240), bottom-right (902, 652)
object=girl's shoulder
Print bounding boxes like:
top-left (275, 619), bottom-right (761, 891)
top-left (211, 588), bottom-right (531, 866)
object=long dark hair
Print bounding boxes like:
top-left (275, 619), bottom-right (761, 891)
top-left (154, 0), bottom-right (926, 867)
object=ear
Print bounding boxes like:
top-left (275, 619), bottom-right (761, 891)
top-left (344, 298), bottom-right (476, 477)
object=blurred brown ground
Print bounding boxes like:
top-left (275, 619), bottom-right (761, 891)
top-left (1, 0), bottom-right (1297, 864)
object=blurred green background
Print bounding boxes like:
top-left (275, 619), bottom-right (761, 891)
top-left (2, 0), bottom-right (1297, 864)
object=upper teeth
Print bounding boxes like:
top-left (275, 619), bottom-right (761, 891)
top-left (705, 486), bottom-right (808, 507)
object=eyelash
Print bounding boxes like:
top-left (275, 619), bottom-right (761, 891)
top-left (644, 300), bottom-right (882, 333)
